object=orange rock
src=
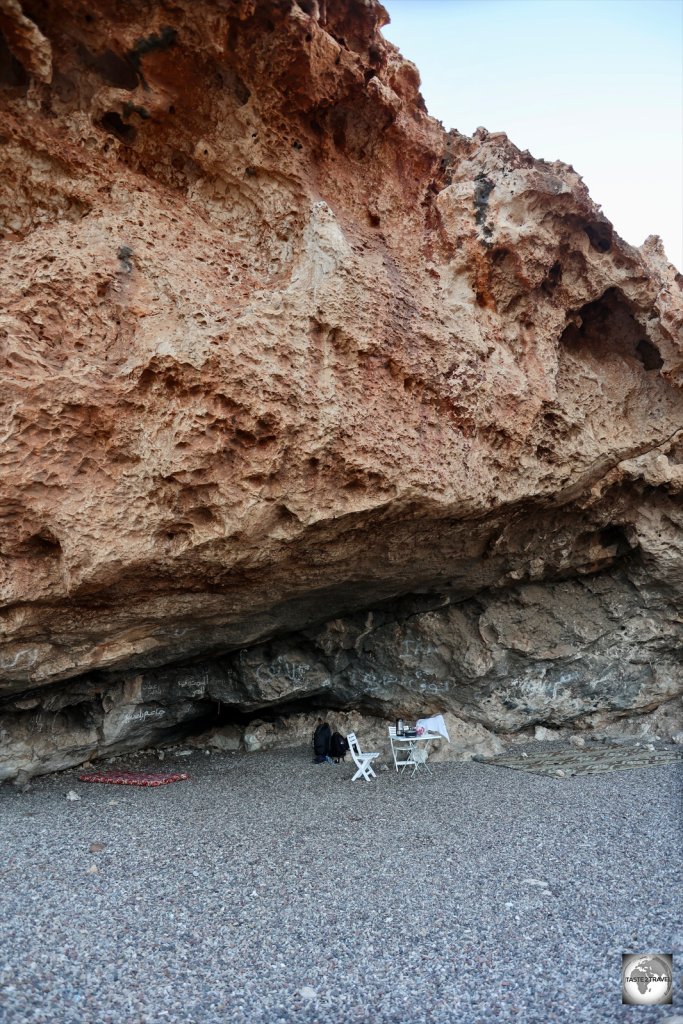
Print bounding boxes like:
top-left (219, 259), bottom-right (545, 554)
top-left (0, 0), bottom-right (680, 702)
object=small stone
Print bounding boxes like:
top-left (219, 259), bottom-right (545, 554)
top-left (569, 735), bottom-right (585, 748)
top-left (66, 790), bottom-right (81, 801)
top-left (177, 750), bottom-right (193, 756)
top-left (86, 864), bottom-right (98, 874)
top-left (157, 751), bottom-right (165, 761)
top-left (107, 799), bottom-right (119, 806)
top-left (89, 842), bottom-right (106, 853)
top-left (521, 878), bottom-right (549, 887)
top-left (534, 726), bottom-right (555, 742)
top-left (554, 769), bottom-right (566, 777)
top-left (299, 987), bottom-right (317, 1001)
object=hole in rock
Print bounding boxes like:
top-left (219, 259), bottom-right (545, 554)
top-left (541, 261), bottom-right (562, 295)
top-left (100, 111), bottom-right (136, 144)
top-left (598, 525), bottom-right (633, 555)
top-left (20, 531), bottom-right (62, 558)
top-left (156, 522), bottom-right (194, 548)
top-left (635, 338), bottom-right (663, 371)
top-left (584, 221), bottom-right (613, 253)
top-left (574, 525), bottom-right (633, 563)
top-left (560, 287), bottom-right (660, 368)
top-left (0, 31), bottom-right (29, 88)
top-left (186, 507), bottom-right (218, 527)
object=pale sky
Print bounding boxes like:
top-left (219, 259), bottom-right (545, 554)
top-left (381, 0), bottom-right (683, 270)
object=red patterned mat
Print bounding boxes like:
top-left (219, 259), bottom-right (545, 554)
top-left (79, 770), bottom-right (188, 787)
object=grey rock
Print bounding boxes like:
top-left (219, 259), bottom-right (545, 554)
top-left (1, 557), bottom-right (682, 781)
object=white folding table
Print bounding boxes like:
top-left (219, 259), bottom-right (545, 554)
top-left (389, 729), bottom-right (443, 776)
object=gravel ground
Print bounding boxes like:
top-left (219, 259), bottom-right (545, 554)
top-left (1, 745), bottom-right (681, 1024)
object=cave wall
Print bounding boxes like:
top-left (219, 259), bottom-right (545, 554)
top-left (0, 0), bottom-right (682, 780)
top-left (3, 468), bottom-right (683, 780)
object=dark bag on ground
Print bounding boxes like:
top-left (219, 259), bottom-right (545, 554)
top-left (313, 722), bottom-right (332, 758)
top-left (329, 732), bottom-right (349, 760)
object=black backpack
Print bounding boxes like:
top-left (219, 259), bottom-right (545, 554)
top-left (329, 732), bottom-right (349, 760)
top-left (313, 722), bottom-right (332, 757)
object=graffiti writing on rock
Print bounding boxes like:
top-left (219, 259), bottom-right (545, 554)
top-left (255, 658), bottom-right (313, 688)
top-left (126, 707), bottom-right (166, 723)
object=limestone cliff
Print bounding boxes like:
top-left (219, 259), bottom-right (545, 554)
top-left (1, 0), bottom-right (681, 779)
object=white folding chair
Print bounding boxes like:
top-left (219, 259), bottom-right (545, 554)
top-left (347, 732), bottom-right (380, 782)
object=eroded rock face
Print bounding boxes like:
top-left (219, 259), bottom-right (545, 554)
top-left (0, 0), bottom-right (681, 779)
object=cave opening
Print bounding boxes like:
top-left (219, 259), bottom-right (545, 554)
top-left (19, 531), bottom-right (62, 558)
top-left (100, 111), bottom-right (137, 144)
top-left (583, 220), bottom-right (613, 253)
top-left (597, 524), bottom-right (633, 557)
top-left (0, 30), bottom-right (29, 89)
top-left (560, 287), bottom-right (663, 370)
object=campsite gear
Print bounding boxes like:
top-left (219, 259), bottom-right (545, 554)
top-left (347, 732), bottom-right (380, 782)
top-left (388, 727), bottom-right (445, 775)
top-left (329, 732), bottom-right (349, 760)
top-left (415, 714), bottom-right (450, 742)
top-left (79, 770), bottom-right (188, 787)
top-left (313, 721), bottom-right (332, 762)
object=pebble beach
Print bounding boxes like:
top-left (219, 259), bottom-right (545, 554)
top-left (1, 746), bottom-right (681, 1024)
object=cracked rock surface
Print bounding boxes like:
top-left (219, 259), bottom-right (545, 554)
top-left (0, 0), bottom-right (681, 778)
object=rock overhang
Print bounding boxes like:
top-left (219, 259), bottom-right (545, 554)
top-left (0, 0), bottom-right (681, 778)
